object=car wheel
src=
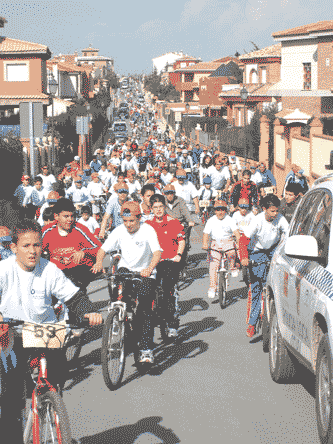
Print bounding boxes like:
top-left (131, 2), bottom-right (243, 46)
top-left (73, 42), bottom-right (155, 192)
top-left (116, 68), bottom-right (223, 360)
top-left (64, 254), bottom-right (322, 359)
top-left (269, 301), bottom-right (297, 383)
top-left (315, 333), bottom-right (333, 444)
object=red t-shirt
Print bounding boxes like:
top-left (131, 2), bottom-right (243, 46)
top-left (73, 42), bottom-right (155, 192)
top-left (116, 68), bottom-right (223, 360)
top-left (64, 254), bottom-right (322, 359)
top-left (146, 215), bottom-right (185, 260)
top-left (42, 222), bottom-right (102, 270)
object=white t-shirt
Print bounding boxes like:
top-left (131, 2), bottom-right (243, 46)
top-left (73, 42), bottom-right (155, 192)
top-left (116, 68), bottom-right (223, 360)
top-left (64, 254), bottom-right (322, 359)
top-left (207, 165), bottom-right (230, 190)
top-left (243, 212), bottom-right (289, 251)
top-left (173, 181), bottom-right (199, 212)
top-left (87, 182), bottom-right (105, 200)
top-left (198, 186), bottom-right (218, 201)
top-left (126, 179), bottom-right (141, 196)
top-left (0, 256), bottom-right (78, 323)
top-left (203, 214), bottom-right (237, 241)
top-left (37, 174), bottom-right (56, 193)
top-left (250, 171), bottom-right (262, 185)
top-left (78, 216), bottom-right (100, 234)
top-left (232, 210), bottom-right (255, 232)
top-left (102, 223), bottom-right (162, 276)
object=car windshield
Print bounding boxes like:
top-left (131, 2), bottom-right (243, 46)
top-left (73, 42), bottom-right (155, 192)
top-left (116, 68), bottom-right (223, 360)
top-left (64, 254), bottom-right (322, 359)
top-left (114, 124), bottom-right (126, 131)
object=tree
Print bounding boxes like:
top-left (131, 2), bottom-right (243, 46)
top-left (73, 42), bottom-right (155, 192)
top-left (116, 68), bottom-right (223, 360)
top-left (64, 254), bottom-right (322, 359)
top-left (155, 83), bottom-right (180, 102)
top-left (144, 69), bottom-right (162, 96)
top-left (250, 41), bottom-right (260, 51)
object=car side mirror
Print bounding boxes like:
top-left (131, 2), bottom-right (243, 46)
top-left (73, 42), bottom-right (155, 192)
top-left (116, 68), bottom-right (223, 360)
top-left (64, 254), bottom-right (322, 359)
top-left (285, 235), bottom-right (319, 259)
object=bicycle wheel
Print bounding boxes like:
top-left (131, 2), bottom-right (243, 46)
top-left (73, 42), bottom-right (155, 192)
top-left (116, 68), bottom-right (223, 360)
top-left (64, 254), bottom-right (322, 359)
top-left (24, 391), bottom-right (72, 444)
top-left (101, 309), bottom-right (126, 390)
top-left (107, 256), bottom-right (120, 301)
top-left (218, 271), bottom-right (227, 309)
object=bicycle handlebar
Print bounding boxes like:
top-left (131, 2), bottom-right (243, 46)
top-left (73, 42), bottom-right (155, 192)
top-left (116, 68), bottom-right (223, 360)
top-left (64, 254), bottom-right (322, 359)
top-left (0, 318), bottom-right (91, 329)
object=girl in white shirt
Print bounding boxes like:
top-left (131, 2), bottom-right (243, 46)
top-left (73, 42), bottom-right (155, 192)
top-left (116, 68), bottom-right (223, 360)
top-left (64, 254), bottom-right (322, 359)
top-left (202, 200), bottom-right (238, 298)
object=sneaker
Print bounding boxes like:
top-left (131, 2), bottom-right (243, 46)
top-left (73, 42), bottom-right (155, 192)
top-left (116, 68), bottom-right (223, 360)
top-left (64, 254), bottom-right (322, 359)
top-left (167, 328), bottom-right (177, 338)
top-left (139, 349), bottom-right (154, 364)
top-left (246, 324), bottom-right (256, 338)
top-left (207, 288), bottom-right (216, 299)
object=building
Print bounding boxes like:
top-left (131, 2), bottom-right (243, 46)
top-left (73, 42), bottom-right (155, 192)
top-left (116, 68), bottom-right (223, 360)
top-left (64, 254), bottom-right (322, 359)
top-left (76, 44), bottom-right (114, 71)
top-left (174, 56), bottom-right (238, 103)
top-left (269, 20), bottom-right (333, 120)
top-left (152, 51), bottom-right (200, 75)
top-left (199, 59), bottom-right (243, 117)
top-left (218, 44), bottom-right (282, 126)
top-left (169, 55), bottom-right (202, 87)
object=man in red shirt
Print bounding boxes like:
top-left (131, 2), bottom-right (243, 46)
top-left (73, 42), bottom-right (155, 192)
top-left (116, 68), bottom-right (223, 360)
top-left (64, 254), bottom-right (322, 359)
top-left (42, 198), bottom-right (102, 290)
top-left (229, 169), bottom-right (260, 213)
top-left (146, 194), bottom-right (185, 338)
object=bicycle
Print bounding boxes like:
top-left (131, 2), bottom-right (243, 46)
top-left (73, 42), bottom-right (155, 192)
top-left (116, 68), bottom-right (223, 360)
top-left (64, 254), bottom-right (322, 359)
top-left (209, 247), bottom-right (237, 309)
top-left (0, 317), bottom-right (90, 444)
top-left (199, 199), bottom-right (213, 225)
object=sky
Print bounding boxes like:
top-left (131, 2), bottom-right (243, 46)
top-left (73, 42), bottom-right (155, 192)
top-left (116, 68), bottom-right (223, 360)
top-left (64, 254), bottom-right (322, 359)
top-left (1, 0), bottom-right (332, 75)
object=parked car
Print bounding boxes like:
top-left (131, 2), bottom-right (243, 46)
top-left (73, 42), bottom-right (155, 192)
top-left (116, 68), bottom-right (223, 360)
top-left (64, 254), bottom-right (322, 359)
top-left (111, 120), bottom-right (128, 140)
top-left (263, 175), bottom-right (333, 444)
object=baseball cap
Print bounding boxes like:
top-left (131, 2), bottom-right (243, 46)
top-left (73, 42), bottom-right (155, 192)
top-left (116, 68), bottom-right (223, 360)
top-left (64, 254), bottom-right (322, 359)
top-left (74, 156), bottom-right (80, 161)
top-left (21, 175), bottom-right (30, 181)
top-left (214, 199), bottom-right (228, 208)
top-left (230, 151), bottom-right (236, 155)
top-left (114, 182), bottom-right (129, 193)
top-left (74, 177), bottom-right (82, 183)
top-left (47, 191), bottom-right (60, 203)
top-left (182, 149), bottom-right (188, 154)
top-left (176, 169), bottom-right (187, 179)
top-left (0, 226), bottom-right (12, 242)
top-left (120, 201), bottom-right (141, 216)
top-left (203, 176), bottom-right (212, 184)
top-left (163, 184), bottom-right (175, 193)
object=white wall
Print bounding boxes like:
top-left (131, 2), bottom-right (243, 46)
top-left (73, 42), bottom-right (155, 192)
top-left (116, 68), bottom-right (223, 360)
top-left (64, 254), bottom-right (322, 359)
top-left (246, 64), bottom-right (258, 83)
top-left (280, 40), bottom-right (318, 90)
top-left (152, 53), bottom-right (184, 74)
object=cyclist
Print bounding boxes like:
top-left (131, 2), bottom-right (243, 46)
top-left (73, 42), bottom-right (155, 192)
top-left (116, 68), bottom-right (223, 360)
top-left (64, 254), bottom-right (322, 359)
top-left (92, 201), bottom-right (162, 364)
top-left (42, 198), bottom-right (102, 291)
top-left (229, 169), bottom-right (260, 213)
top-left (0, 225), bottom-right (14, 260)
top-left (173, 168), bottom-right (200, 216)
top-left (146, 194), bottom-right (185, 338)
top-left (140, 184), bottom-right (155, 222)
top-left (238, 195), bottom-right (289, 338)
top-left (99, 182), bottom-right (130, 239)
top-left (207, 157), bottom-right (231, 196)
top-left (202, 200), bottom-right (239, 299)
top-left (0, 219), bottom-right (102, 442)
top-left (279, 182), bottom-right (303, 223)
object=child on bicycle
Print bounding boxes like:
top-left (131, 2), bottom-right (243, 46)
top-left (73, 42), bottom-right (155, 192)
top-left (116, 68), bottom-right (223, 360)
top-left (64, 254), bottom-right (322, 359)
top-left (0, 219), bottom-right (102, 442)
top-left (202, 200), bottom-right (239, 299)
top-left (238, 195), bottom-right (289, 338)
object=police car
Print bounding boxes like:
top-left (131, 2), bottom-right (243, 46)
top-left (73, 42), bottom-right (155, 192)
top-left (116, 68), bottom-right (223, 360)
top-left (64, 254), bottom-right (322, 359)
top-left (263, 175), bottom-right (333, 443)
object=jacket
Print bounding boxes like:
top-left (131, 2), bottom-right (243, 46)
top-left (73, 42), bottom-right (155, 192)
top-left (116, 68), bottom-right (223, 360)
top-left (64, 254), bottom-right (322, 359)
top-left (165, 196), bottom-right (194, 225)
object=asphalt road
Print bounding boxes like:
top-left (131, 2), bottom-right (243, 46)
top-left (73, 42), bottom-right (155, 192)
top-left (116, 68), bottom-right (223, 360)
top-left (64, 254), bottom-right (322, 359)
top-left (63, 223), bottom-right (320, 444)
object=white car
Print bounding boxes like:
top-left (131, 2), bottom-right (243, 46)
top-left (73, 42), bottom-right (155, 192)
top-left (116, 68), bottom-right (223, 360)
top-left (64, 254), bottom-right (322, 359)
top-left (263, 175), bottom-right (333, 444)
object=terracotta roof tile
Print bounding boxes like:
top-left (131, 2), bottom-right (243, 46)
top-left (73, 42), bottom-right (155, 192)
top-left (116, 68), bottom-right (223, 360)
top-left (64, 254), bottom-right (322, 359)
top-left (219, 83), bottom-right (278, 98)
top-left (273, 20), bottom-right (333, 39)
top-left (176, 55), bottom-right (201, 62)
top-left (82, 46), bottom-right (99, 52)
top-left (176, 61), bottom-right (222, 72)
top-left (239, 44), bottom-right (281, 60)
top-left (0, 37), bottom-right (49, 53)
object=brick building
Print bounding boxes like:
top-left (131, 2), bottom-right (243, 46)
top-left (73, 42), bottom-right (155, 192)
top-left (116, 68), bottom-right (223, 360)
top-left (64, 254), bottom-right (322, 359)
top-left (218, 44), bottom-right (282, 126)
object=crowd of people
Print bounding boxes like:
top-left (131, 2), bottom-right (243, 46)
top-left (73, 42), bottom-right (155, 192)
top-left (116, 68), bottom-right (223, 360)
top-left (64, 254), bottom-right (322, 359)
top-left (0, 86), bottom-right (312, 440)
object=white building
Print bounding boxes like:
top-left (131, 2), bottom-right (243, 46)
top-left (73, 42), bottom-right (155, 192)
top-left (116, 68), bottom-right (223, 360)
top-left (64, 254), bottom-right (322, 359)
top-left (152, 51), bottom-right (187, 74)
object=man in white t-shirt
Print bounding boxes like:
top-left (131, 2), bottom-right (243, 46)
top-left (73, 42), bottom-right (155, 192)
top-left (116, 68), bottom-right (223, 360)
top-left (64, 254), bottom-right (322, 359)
top-left (0, 219), bottom-right (102, 440)
top-left (238, 194), bottom-right (289, 338)
top-left (37, 165), bottom-right (57, 193)
top-left (78, 206), bottom-right (100, 235)
top-left (202, 200), bottom-right (238, 299)
top-left (232, 198), bottom-right (256, 232)
top-left (92, 201), bottom-right (162, 364)
top-left (173, 169), bottom-right (200, 214)
top-left (207, 159), bottom-right (231, 192)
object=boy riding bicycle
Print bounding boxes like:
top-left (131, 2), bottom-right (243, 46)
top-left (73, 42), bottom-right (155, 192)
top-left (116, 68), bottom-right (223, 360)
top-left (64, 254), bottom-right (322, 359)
top-left (92, 201), bottom-right (162, 364)
top-left (238, 195), bottom-right (289, 338)
top-left (202, 200), bottom-right (239, 299)
top-left (0, 219), bottom-right (102, 442)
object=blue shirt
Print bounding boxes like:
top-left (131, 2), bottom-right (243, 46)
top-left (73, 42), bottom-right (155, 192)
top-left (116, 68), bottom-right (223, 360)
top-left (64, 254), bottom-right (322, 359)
top-left (105, 196), bottom-right (123, 229)
top-left (192, 147), bottom-right (203, 165)
top-left (90, 160), bottom-right (102, 173)
top-left (259, 169), bottom-right (276, 187)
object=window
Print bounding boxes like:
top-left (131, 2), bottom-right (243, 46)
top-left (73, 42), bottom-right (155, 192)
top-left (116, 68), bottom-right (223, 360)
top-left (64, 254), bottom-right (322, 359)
top-left (290, 191), bottom-right (323, 236)
top-left (249, 69), bottom-right (258, 84)
top-left (308, 192), bottom-right (332, 262)
top-left (261, 67), bottom-right (267, 83)
top-left (5, 63), bottom-right (29, 82)
top-left (303, 63), bottom-right (311, 90)
top-left (181, 62), bottom-right (186, 68)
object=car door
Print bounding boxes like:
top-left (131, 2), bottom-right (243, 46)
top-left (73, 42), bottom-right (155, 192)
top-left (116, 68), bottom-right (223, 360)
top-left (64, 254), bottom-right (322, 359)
top-left (278, 191), bottom-right (324, 352)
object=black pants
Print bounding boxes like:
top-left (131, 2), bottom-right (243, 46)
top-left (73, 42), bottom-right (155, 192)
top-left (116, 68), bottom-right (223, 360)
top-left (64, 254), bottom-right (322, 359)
top-left (117, 267), bottom-right (156, 350)
top-left (1, 338), bottom-right (68, 443)
top-left (156, 261), bottom-right (180, 328)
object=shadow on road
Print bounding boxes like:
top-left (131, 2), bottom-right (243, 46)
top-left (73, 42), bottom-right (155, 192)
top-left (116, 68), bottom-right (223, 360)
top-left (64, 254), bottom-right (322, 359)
top-left (75, 416), bottom-right (180, 444)
top-left (178, 297), bottom-right (209, 316)
top-left (178, 266), bottom-right (208, 290)
top-left (64, 348), bottom-right (101, 391)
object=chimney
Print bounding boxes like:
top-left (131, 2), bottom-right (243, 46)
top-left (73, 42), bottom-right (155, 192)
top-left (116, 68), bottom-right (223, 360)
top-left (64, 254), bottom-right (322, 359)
top-left (0, 16), bottom-right (7, 28)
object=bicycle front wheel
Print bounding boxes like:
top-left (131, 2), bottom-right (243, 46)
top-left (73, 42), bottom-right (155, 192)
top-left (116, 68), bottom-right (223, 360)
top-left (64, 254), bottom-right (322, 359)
top-left (218, 271), bottom-right (227, 309)
top-left (101, 309), bottom-right (126, 390)
top-left (24, 391), bottom-right (72, 444)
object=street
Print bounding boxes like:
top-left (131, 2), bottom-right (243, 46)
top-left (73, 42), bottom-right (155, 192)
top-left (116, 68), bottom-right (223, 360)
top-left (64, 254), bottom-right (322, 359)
top-left (63, 224), bottom-right (320, 444)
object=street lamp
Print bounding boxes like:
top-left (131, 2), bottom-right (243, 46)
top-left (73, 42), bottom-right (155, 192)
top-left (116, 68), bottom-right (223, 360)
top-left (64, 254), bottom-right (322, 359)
top-left (185, 102), bottom-right (190, 113)
top-left (240, 86), bottom-right (249, 167)
top-left (48, 74), bottom-right (58, 172)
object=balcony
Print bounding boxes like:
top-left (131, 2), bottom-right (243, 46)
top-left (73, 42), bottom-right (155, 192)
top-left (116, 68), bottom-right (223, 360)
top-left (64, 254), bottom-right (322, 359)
top-left (176, 81), bottom-right (199, 92)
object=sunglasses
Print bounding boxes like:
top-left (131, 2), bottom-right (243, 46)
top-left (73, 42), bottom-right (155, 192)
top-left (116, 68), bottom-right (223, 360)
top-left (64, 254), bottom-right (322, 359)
top-left (215, 206), bottom-right (227, 211)
top-left (117, 189), bottom-right (129, 194)
top-left (177, 176), bottom-right (186, 180)
top-left (239, 204), bottom-right (250, 209)
top-left (164, 191), bottom-right (175, 195)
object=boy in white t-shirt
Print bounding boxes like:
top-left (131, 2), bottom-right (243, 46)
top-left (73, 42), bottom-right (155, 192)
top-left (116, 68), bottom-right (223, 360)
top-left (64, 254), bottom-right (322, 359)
top-left (232, 198), bottom-right (255, 232)
top-left (202, 200), bottom-right (239, 299)
top-left (0, 219), bottom-right (102, 439)
top-left (78, 206), bottom-right (100, 236)
top-left (92, 201), bottom-right (162, 365)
